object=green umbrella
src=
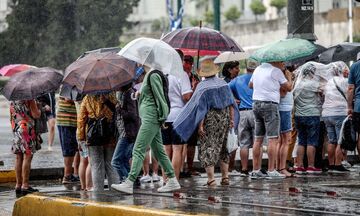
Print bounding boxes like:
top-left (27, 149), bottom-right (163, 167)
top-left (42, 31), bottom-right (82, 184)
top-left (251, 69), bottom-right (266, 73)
top-left (250, 38), bottom-right (316, 63)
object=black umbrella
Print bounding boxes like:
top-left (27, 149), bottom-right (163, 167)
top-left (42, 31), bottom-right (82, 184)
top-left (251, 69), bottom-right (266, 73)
top-left (60, 47), bottom-right (122, 100)
top-left (319, 42), bottom-right (360, 64)
top-left (287, 44), bottom-right (326, 66)
top-left (2, 67), bottom-right (63, 101)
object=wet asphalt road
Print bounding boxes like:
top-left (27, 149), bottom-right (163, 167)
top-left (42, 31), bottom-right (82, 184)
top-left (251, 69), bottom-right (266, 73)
top-left (1, 170), bottom-right (360, 215)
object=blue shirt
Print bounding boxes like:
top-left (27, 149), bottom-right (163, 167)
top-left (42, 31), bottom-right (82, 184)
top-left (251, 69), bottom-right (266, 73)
top-left (229, 73), bottom-right (253, 109)
top-left (348, 61), bottom-right (360, 112)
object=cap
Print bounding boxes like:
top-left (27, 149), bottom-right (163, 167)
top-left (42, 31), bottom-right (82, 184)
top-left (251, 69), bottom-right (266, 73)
top-left (246, 60), bottom-right (259, 70)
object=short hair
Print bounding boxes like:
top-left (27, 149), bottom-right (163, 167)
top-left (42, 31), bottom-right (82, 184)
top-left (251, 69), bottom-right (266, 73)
top-left (184, 55), bottom-right (194, 63)
top-left (222, 61), bottom-right (239, 78)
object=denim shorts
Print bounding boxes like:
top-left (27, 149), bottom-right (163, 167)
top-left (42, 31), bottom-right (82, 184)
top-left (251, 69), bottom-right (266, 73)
top-left (58, 126), bottom-right (78, 157)
top-left (253, 101), bottom-right (280, 138)
top-left (238, 110), bottom-right (254, 149)
top-left (279, 111), bottom-right (292, 133)
top-left (161, 122), bottom-right (186, 145)
top-left (323, 116), bottom-right (346, 145)
top-left (294, 116), bottom-right (320, 147)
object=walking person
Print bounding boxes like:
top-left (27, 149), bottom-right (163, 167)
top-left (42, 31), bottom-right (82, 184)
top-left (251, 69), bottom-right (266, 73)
top-left (37, 92), bottom-right (56, 151)
top-left (57, 97), bottom-right (80, 183)
top-left (77, 93), bottom-right (119, 191)
top-left (111, 64), bottom-right (181, 194)
top-left (323, 61), bottom-right (350, 173)
top-left (111, 83), bottom-right (140, 182)
top-left (228, 60), bottom-right (258, 176)
top-left (10, 99), bottom-right (41, 194)
top-left (249, 61), bottom-right (292, 179)
top-left (347, 53), bottom-right (360, 159)
top-left (293, 62), bottom-right (324, 174)
top-left (162, 72), bottom-right (192, 180)
top-left (173, 59), bottom-right (238, 186)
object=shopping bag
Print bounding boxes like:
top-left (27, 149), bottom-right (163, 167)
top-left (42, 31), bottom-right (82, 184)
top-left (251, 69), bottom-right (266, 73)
top-left (226, 128), bottom-right (238, 153)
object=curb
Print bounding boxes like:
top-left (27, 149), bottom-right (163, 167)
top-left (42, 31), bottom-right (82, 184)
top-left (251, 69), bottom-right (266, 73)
top-left (0, 168), bottom-right (63, 183)
top-left (0, 170), bottom-right (15, 183)
top-left (13, 194), bottom-right (206, 216)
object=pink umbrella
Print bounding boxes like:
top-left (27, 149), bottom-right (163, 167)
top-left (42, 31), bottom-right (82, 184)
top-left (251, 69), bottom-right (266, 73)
top-left (0, 64), bottom-right (33, 76)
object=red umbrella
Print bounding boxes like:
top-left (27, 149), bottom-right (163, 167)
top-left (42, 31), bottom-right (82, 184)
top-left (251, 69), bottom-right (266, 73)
top-left (181, 48), bottom-right (220, 57)
top-left (0, 64), bottom-right (34, 76)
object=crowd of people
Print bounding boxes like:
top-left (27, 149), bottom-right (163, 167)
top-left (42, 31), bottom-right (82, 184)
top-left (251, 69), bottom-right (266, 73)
top-left (9, 48), bottom-right (360, 195)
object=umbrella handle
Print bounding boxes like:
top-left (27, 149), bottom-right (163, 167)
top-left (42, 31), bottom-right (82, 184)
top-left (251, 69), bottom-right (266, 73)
top-left (196, 20), bottom-right (202, 72)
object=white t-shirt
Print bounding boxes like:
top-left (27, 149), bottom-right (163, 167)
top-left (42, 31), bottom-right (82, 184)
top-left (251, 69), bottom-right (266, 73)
top-left (322, 76), bottom-right (348, 117)
top-left (166, 72), bottom-right (192, 122)
top-left (250, 63), bottom-right (288, 103)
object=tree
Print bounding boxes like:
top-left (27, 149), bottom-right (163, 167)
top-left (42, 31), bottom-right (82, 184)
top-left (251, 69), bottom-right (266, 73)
top-left (250, 0), bottom-right (267, 21)
top-left (204, 10), bottom-right (214, 25)
top-left (270, 0), bottom-right (287, 16)
top-left (0, 0), bottom-right (140, 69)
top-left (224, 5), bottom-right (242, 23)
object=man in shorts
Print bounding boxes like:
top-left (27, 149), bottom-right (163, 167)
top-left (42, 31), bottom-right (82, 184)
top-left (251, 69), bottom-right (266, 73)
top-left (229, 60), bottom-right (258, 176)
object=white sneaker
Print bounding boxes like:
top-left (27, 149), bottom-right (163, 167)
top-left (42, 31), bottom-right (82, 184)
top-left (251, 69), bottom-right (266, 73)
top-left (48, 146), bottom-right (53, 151)
top-left (266, 170), bottom-right (286, 179)
top-left (152, 174), bottom-right (161, 182)
top-left (111, 179), bottom-right (134, 194)
top-left (342, 161), bottom-right (352, 169)
top-left (157, 177), bottom-right (181, 193)
top-left (140, 175), bottom-right (152, 183)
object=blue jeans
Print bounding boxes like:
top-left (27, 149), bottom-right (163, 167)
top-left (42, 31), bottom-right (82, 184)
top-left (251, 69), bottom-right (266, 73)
top-left (111, 137), bottom-right (134, 181)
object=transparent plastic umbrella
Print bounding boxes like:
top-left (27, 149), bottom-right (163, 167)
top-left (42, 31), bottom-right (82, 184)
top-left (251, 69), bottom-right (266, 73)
top-left (214, 51), bottom-right (248, 64)
top-left (118, 37), bottom-right (183, 78)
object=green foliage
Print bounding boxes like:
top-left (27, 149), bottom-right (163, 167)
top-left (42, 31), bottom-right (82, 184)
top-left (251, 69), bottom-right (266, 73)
top-left (353, 35), bottom-right (360, 42)
top-left (224, 5), bottom-right (242, 23)
top-left (250, 0), bottom-right (267, 20)
top-left (188, 17), bottom-right (201, 27)
top-left (204, 10), bottom-right (214, 25)
top-left (0, 0), bottom-right (140, 69)
top-left (270, 0), bottom-right (287, 15)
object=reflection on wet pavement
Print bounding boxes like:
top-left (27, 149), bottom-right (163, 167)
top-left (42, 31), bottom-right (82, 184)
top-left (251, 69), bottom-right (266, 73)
top-left (1, 169), bottom-right (360, 215)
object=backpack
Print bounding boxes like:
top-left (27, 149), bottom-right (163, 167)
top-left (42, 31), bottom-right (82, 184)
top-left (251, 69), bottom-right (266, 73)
top-left (147, 70), bottom-right (171, 112)
top-left (339, 116), bottom-right (358, 151)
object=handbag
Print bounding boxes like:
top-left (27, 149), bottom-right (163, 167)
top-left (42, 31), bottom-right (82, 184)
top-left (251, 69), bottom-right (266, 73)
top-left (35, 109), bottom-right (48, 134)
top-left (226, 128), bottom-right (238, 153)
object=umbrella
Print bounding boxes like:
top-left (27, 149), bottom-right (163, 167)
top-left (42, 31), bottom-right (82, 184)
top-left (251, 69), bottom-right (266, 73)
top-left (250, 38), bottom-right (316, 63)
top-left (77, 47), bottom-right (121, 60)
top-left (319, 42), bottom-right (360, 64)
top-left (161, 26), bottom-right (243, 52)
top-left (118, 37), bottom-right (183, 78)
top-left (214, 51), bottom-right (248, 64)
top-left (2, 67), bottom-right (63, 101)
top-left (63, 52), bottom-right (137, 95)
top-left (0, 64), bottom-right (34, 76)
top-left (287, 44), bottom-right (326, 65)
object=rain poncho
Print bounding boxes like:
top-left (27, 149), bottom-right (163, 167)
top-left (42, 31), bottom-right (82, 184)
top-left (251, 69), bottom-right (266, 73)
top-left (293, 61), bottom-right (349, 117)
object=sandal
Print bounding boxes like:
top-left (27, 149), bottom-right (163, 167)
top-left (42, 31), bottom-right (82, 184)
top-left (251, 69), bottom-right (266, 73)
top-left (279, 168), bottom-right (296, 178)
top-left (203, 179), bottom-right (216, 187)
top-left (220, 177), bottom-right (229, 186)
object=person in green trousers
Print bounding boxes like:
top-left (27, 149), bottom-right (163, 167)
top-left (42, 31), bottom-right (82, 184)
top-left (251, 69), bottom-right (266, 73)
top-left (111, 65), bottom-right (181, 194)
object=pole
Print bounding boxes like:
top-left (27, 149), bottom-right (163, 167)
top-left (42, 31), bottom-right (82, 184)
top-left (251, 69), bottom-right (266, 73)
top-left (213, 0), bottom-right (220, 31)
top-left (349, 0), bottom-right (353, 43)
top-left (177, 0), bottom-right (182, 28)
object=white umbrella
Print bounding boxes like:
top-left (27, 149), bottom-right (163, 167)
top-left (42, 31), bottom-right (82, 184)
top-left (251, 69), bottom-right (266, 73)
top-left (118, 37), bottom-right (183, 79)
top-left (214, 51), bottom-right (248, 64)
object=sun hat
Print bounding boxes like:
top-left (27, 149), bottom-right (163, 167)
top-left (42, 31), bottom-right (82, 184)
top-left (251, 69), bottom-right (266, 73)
top-left (198, 58), bottom-right (220, 77)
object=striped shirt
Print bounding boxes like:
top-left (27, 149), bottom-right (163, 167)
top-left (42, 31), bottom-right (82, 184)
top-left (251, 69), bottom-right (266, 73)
top-left (56, 98), bottom-right (77, 127)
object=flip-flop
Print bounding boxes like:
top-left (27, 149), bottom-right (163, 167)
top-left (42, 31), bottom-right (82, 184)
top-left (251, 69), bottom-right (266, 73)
top-left (203, 179), bottom-right (216, 187)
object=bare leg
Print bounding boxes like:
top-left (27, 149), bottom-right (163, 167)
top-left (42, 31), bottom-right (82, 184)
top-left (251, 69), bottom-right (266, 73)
top-left (86, 162), bottom-right (92, 190)
top-left (163, 145), bottom-right (172, 180)
top-left (228, 151), bottom-right (236, 172)
top-left (15, 154), bottom-right (23, 189)
top-left (307, 146), bottom-right (316, 167)
top-left (143, 151), bottom-right (150, 176)
top-left (252, 137), bottom-right (264, 170)
top-left (171, 145), bottom-right (183, 180)
top-left (220, 161), bottom-right (229, 179)
top-left (73, 152), bottom-right (80, 176)
top-left (240, 148), bottom-right (249, 171)
top-left (187, 145), bottom-right (196, 173)
top-left (335, 144), bottom-right (343, 165)
top-left (152, 156), bottom-right (159, 175)
top-left (296, 145), bottom-right (305, 167)
top-left (79, 157), bottom-right (88, 190)
top-left (327, 144), bottom-right (336, 166)
top-left (21, 154), bottom-right (33, 189)
top-left (47, 118), bottom-right (56, 148)
top-left (181, 144), bottom-right (187, 172)
top-left (279, 132), bottom-right (292, 176)
top-left (63, 156), bottom-right (75, 177)
top-left (205, 166), bottom-right (215, 185)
